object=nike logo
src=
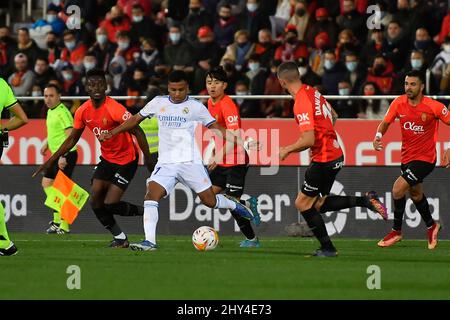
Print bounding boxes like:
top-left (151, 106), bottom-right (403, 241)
top-left (399, 114), bottom-right (406, 117)
top-left (117, 180), bottom-right (126, 185)
top-left (86, 119), bottom-right (93, 123)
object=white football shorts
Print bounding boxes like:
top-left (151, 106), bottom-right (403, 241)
top-left (147, 162), bottom-right (212, 196)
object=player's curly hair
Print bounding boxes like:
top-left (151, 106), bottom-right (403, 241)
top-left (86, 68), bottom-right (106, 80)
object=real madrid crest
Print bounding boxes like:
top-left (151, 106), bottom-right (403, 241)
top-left (421, 113), bottom-right (427, 122)
top-left (183, 107), bottom-right (189, 114)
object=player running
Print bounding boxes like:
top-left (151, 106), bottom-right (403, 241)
top-left (33, 69), bottom-right (154, 248)
top-left (277, 62), bottom-right (387, 257)
top-left (205, 66), bottom-right (261, 248)
top-left (99, 70), bottom-right (261, 251)
top-left (40, 84), bottom-right (78, 234)
top-left (373, 70), bottom-right (450, 249)
top-left (0, 78), bottom-right (29, 256)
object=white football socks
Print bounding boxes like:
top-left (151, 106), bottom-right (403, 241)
top-left (144, 200), bottom-right (159, 244)
top-left (215, 194), bottom-right (237, 210)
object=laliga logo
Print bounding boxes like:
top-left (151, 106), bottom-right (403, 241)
top-left (403, 122), bottom-right (424, 132)
top-left (324, 181), bottom-right (348, 236)
top-left (92, 127), bottom-right (109, 137)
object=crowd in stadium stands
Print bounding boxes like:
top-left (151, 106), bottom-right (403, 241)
top-left (0, 0), bottom-right (449, 119)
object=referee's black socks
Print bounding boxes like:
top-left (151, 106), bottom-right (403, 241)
top-left (302, 207), bottom-right (335, 251)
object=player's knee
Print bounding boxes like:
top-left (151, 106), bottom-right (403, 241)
top-left (410, 191), bottom-right (423, 203)
top-left (392, 186), bottom-right (406, 200)
top-left (203, 196), bottom-right (216, 208)
top-left (295, 195), bottom-right (311, 212)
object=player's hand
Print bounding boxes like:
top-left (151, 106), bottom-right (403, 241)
top-left (58, 156), bottom-right (67, 170)
top-left (279, 147), bottom-right (290, 161)
top-left (443, 148), bottom-right (450, 168)
top-left (40, 144), bottom-right (48, 156)
top-left (373, 138), bottom-right (383, 151)
top-left (98, 131), bottom-right (112, 142)
top-left (244, 138), bottom-right (261, 151)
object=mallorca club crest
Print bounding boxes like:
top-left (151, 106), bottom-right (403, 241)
top-left (421, 113), bottom-right (427, 122)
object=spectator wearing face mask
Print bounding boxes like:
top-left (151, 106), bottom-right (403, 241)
top-left (126, 66), bottom-right (148, 113)
top-left (44, 31), bottom-right (61, 67)
top-left (361, 27), bottom-right (388, 69)
top-left (60, 30), bottom-right (87, 73)
top-left (263, 59), bottom-right (287, 117)
top-left (114, 31), bottom-right (140, 66)
top-left (33, 57), bottom-right (57, 91)
top-left (287, 0), bottom-right (310, 41)
top-left (337, 0), bottom-right (367, 43)
top-left (413, 28), bottom-right (440, 67)
top-left (238, 0), bottom-right (271, 43)
top-left (192, 26), bottom-right (221, 93)
top-left (214, 4), bottom-right (239, 51)
top-left (274, 25), bottom-right (308, 64)
top-left (221, 29), bottom-right (255, 72)
top-left (366, 54), bottom-right (395, 94)
top-left (245, 53), bottom-right (267, 105)
top-left (81, 53), bottom-right (98, 84)
top-left (357, 81), bottom-right (389, 120)
top-left (29, 4), bottom-right (65, 50)
top-left (134, 38), bottom-right (163, 76)
top-left (129, 4), bottom-right (163, 50)
top-left (183, 0), bottom-right (214, 45)
top-left (384, 20), bottom-right (409, 72)
top-left (253, 28), bottom-right (275, 69)
top-left (321, 50), bottom-right (347, 95)
top-left (431, 36), bottom-right (450, 78)
top-left (343, 52), bottom-right (366, 94)
top-left (234, 79), bottom-right (262, 118)
top-left (108, 55), bottom-right (127, 95)
top-left (394, 50), bottom-right (438, 95)
top-left (309, 31), bottom-right (331, 76)
top-left (89, 27), bottom-right (117, 72)
top-left (306, 7), bottom-right (338, 48)
top-left (59, 63), bottom-right (83, 96)
top-left (117, 0), bottom-right (152, 19)
top-left (297, 58), bottom-right (321, 88)
top-left (99, 5), bottom-right (131, 43)
top-left (164, 25), bottom-right (195, 75)
top-left (334, 80), bottom-right (359, 118)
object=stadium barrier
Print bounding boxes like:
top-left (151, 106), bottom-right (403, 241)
top-left (1, 165), bottom-right (448, 239)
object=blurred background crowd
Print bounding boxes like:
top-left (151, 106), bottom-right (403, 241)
top-left (0, 0), bottom-right (449, 120)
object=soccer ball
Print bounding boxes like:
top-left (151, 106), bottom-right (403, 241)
top-left (192, 226), bottom-right (219, 251)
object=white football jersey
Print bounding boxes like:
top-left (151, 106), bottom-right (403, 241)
top-left (139, 96), bottom-right (216, 164)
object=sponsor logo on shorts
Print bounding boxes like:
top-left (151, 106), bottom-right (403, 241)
top-left (114, 173), bottom-right (129, 185)
top-left (303, 181), bottom-right (319, 192)
top-left (405, 168), bottom-right (418, 181)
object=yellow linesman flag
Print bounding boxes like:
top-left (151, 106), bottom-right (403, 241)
top-left (44, 171), bottom-right (89, 224)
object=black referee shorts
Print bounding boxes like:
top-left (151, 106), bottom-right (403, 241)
top-left (44, 150), bottom-right (78, 179)
top-left (301, 155), bottom-right (344, 197)
top-left (400, 161), bottom-right (435, 186)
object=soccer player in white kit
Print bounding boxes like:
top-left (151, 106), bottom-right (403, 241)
top-left (100, 70), bottom-right (260, 250)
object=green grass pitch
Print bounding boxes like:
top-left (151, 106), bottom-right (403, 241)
top-left (1, 233), bottom-right (450, 300)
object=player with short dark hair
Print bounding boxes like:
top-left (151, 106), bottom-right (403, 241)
top-left (33, 69), bottom-right (154, 248)
top-left (99, 70), bottom-right (261, 251)
top-left (277, 62), bottom-right (387, 257)
top-left (373, 70), bottom-right (450, 249)
top-left (40, 83), bottom-right (78, 234)
top-left (205, 66), bottom-right (261, 247)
